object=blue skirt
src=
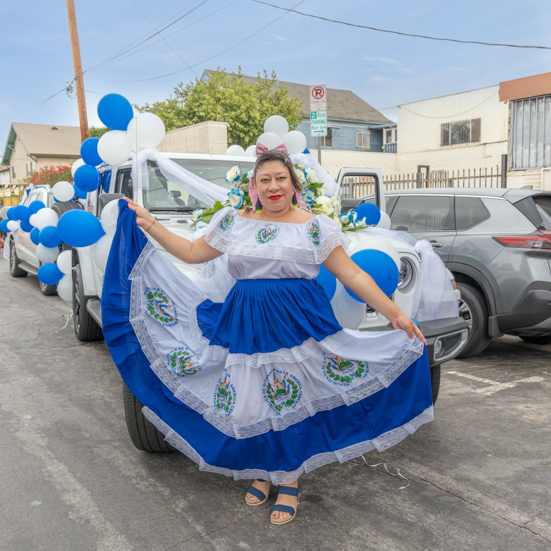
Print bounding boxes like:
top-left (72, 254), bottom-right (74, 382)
top-left (101, 202), bottom-right (434, 484)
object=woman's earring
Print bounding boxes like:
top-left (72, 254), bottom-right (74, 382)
top-left (292, 192), bottom-right (298, 207)
top-left (255, 198), bottom-right (263, 211)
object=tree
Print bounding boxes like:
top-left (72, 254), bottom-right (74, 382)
top-left (135, 68), bottom-right (304, 147)
top-left (89, 126), bottom-right (109, 139)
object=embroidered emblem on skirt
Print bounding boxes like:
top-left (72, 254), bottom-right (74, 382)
top-left (214, 373), bottom-right (236, 416)
top-left (144, 287), bottom-right (178, 327)
top-left (263, 370), bottom-right (302, 414)
top-left (323, 354), bottom-right (369, 386)
top-left (166, 346), bottom-right (200, 376)
top-left (255, 223), bottom-right (280, 245)
top-left (308, 219), bottom-right (321, 246)
top-left (219, 213), bottom-right (236, 231)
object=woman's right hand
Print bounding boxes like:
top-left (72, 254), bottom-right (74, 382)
top-left (124, 197), bottom-right (155, 230)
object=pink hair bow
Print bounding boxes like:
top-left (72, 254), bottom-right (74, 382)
top-left (255, 142), bottom-right (288, 158)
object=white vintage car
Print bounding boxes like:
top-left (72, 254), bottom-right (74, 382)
top-left (71, 152), bottom-right (468, 452)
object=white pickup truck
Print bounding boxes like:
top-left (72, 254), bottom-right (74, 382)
top-left (71, 153), bottom-right (468, 452)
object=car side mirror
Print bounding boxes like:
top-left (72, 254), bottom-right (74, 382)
top-left (98, 193), bottom-right (124, 216)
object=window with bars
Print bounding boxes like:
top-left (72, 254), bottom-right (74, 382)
top-left (441, 118), bottom-right (481, 146)
top-left (509, 95), bottom-right (551, 170)
top-left (25, 161), bottom-right (35, 176)
top-left (356, 130), bottom-right (370, 150)
top-left (319, 127), bottom-right (333, 148)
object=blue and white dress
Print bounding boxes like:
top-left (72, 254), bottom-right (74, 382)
top-left (102, 203), bottom-right (433, 485)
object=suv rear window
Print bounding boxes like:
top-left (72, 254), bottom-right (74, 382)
top-left (515, 195), bottom-right (551, 230)
top-left (455, 197), bottom-right (491, 230)
top-left (390, 195), bottom-right (454, 232)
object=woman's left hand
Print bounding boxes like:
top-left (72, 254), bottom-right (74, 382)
top-left (392, 314), bottom-right (427, 344)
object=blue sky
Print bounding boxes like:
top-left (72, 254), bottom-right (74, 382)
top-left (1, 0), bottom-right (550, 146)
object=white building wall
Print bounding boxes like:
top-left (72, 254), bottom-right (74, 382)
top-left (158, 121), bottom-right (229, 155)
top-left (308, 149), bottom-right (398, 180)
top-left (395, 85), bottom-right (508, 174)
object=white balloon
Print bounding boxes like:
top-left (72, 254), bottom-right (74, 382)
top-left (377, 211), bottom-right (392, 230)
top-left (245, 145), bottom-right (256, 157)
top-left (29, 214), bottom-right (37, 226)
top-left (56, 250), bottom-right (72, 275)
top-left (7, 220), bottom-right (19, 231)
top-left (71, 158), bottom-right (85, 177)
top-left (100, 200), bottom-right (120, 236)
top-left (283, 130), bottom-right (307, 155)
top-left (33, 208), bottom-right (59, 230)
top-left (330, 283), bottom-right (366, 330)
top-left (52, 181), bottom-right (75, 202)
top-left (127, 113), bottom-right (166, 151)
top-left (256, 132), bottom-right (283, 151)
top-left (226, 144), bottom-right (246, 156)
top-left (93, 234), bottom-right (114, 273)
top-left (57, 274), bottom-right (72, 302)
top-left (36, 244), bottom-right (59, 263)
top-left (97, 130), bottom-right (132, 166)
top-left (264, 115), bottom-right (289, 138)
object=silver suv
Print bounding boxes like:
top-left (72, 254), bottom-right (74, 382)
top-left (377, 188), bottom-right (551, 357)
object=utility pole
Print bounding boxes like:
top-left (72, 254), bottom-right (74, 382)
top-left (66, 0), bottom-right (89, 142)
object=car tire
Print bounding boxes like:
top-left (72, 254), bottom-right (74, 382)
top-left (430, 365), bottom-right (441, 405)
top-left (9, 239), bottom-right (27, 278)
top-left (72, 262), bottom-right (103, 342)
top-left (51, 200), bottom-right (84, 217)
top-left (520, 335), bottom-right (551, 345)
top-left (456, 282), bottom-right (491, 358)
top-left (39, 280), bottom-right (57, 296)
top-left (123, 382), bottom-right (176, 453)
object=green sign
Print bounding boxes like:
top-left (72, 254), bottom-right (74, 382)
top-left (310, 110), bottom-right (327, 137)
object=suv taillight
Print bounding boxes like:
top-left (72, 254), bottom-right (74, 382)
top-left (493, 231), bottom-right (551, 249)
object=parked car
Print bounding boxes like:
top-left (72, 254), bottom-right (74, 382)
top-left (342, 183), bottom-right (551, 358)
top-left (68, 157), bottom-right (467, 453)
top-left (7, 185), bottom-right (82, 295)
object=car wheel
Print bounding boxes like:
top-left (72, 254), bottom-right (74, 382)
top-left (72, 262), bottom-right (103, 342)
top-left (9, 239), bottom-right (27, 278)
top-left (520, 335), bottom-right (551, 345)
top-left (39, 279), bottom-right (57, 296)
top-left (430, 365), bottom-right (441, 405)
top-left (456, 282), bottom-right (491, 358)
top-left (123, 382), bottom-right (176, 453)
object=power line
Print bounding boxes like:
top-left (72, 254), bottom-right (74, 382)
top-left (253, 0), bottom-right (551, 50)
top-left (101, 0), bottom-right (306, 83)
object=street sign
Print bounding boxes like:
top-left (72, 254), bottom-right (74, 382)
top-left (310, 85), bottom-right (327, 111)
top-left (310, 111), bottom-right (327, 137)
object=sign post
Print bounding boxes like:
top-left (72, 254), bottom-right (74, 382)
top-left (310, 85), bottom-right (327, 163)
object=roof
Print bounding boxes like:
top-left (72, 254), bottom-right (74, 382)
top-left (2, 122), bottom-right (81, 164)
top-left (203, 70), bottom-right (392, 124)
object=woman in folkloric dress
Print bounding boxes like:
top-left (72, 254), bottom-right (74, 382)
top-left (101, 149), bottom-right (430, 526)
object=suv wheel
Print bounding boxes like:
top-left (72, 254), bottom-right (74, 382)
top-left (456, 282), bottom-right (491, 358)
top-left (123, 382), bottom-right (176, 453)
top-left (9, 239), bottom-right (27, 278)
top-left (430, 365), bottom-right (441, 405)
top-left (520, 335), bottom-right (551, 345)
top-left (39, 278), bottom-right (57, 296)
top-left (72, 263), bottom-right (103, 342)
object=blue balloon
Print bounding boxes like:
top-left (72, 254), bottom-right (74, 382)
top-left (14, 205), bottom-right (31, 222)
top-left (30, 227), bottom-right (41, 245)
top-left (74, 164), bottom-right (100, 192)
top-left (97, 93), bottom-right (134, 131)
top-left (1, 219), bottom-right (10, 232)
top-left (57, 210), bottom-right (104, 247)
top-left (20, 220), bottom-right (34, 233)
top-left (38, 263), bottom-right (64, 286)
top-left (29, 200), bottom-right (46, 214)
top-left (39, 226), bottom-right (62, 248)
top-left (80, 138), bottom-right (103, 166)
top-left (7, 207), bottom-right (17, 220)
top-left (73, 184), bottom-right (87, 199)
top-left (314, 265), bottom-right (337, 301)
top-left (355, 203), bottom-right (381, 226)
top-left (345, 249), bottom-right (400, 301)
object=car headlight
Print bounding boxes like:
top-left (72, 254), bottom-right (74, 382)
top-left (397, 258), bottom-right (414, 290)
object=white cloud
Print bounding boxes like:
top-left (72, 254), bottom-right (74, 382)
top-left (363, 56), bottom-right (399, 65)
top-left (368, 75), bottom-right (391, 84)
top-left (273, 34), bottom-right (288, 41)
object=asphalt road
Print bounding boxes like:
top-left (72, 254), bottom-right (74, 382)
top-left (1, 258), bottom-right (550, 551)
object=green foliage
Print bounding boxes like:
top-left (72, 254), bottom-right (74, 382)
top-left (135, 68), bottom-right (304, 147)
top-left (89, 126), bottom-right (110, 139)
top-left (27, 165), bottom-right (73, 186)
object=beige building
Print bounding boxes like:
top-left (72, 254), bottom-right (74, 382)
top-left (1, 123), bottom-right (81, 197)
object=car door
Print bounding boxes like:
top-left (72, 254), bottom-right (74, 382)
top-left (16, 188), bottom-right (48, 266)
top-left (387, 194), bottom-right (456, 262)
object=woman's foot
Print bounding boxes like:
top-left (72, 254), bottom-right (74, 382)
top-left (271, 481), bottom-right (299, 524)
top-left (245, 480), bottom-right (271, 505)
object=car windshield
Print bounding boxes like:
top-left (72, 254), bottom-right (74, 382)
top-left (143, 159), bottom-right (254, 211)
